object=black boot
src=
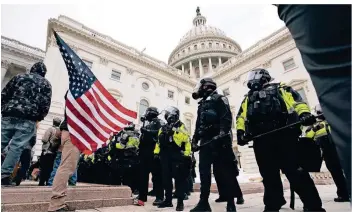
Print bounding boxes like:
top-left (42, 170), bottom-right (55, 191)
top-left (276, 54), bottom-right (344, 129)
top-left (227, 200), bottom-right (237, 212)
top-left (334, 196), bottom-right (350, 202)
top-left (1, 177), bottom-right (13, 187)
top-left (176, 199), bottom-right (184, 211)
top-left (236, 196), bottom-right (244, 205)
top-left (190, 199), bottom-right (212, 212)
top-left (157, 200), bottom-right (173, 208)
top-left (215, 196), bottom-right (227, 203)
top-left (147, 189), bottom-right (155, 196)
top-left (152, 198), bottom-right (164, 206)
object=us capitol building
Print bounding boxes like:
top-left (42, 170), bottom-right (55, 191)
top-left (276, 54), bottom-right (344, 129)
top-left (1, 8), bottom-right (322, 176)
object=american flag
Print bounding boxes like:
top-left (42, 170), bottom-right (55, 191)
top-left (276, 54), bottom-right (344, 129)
top-left (53, 30), bottom-right (137, 154)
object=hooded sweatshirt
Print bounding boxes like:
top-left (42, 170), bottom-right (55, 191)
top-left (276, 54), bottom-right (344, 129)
top-left (1, 62), bottom-right (52, 121)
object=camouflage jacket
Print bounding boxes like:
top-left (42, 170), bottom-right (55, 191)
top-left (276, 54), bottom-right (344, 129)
top-left (1, 62), bottom-right (52, 122)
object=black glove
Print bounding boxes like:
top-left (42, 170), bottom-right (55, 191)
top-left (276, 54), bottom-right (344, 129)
top-left (191, 142), bottom-right (199, 152)
top-left (154, 154), bottom-right (160, 160)
top-left (140, 127), bottom-right (147, 133)
top-left (313, 123), bottom-right (324, 132)
top-left (300, 113), bottom-right (316, 126)
top-left (237, 130), bottom-right (247, 146)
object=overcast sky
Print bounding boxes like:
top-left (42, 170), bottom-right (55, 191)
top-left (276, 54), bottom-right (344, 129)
top-left (1, 3), bottom-right (284, 62)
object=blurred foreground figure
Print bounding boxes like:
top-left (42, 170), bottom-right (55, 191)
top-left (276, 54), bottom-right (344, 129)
top-left (277, 5), bottom-right (351, 197)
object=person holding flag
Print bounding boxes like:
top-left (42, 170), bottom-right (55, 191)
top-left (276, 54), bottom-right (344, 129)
top-left (48, 30), bottom-right (137, 212)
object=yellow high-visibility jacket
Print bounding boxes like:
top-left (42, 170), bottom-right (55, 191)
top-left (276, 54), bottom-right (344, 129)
top-left (107, 131), bottom-right (139, 161)
top-left (306, 120), bottom-right (331, 140)
top-left (236, 82), bottom-right (310, 132)
top-left (154, 123), bottom-right (191, 157)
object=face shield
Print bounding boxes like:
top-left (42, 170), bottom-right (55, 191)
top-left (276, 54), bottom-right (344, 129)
top-left (192, 81), bottom-right (202, 100)
top-left (247, 69), bottom-right (264, 82)
top-left (164, 106), bottom-right (179, 124)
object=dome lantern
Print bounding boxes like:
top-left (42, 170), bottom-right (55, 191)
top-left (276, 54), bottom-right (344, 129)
top-left (193, 7), bottom-right (207, 27)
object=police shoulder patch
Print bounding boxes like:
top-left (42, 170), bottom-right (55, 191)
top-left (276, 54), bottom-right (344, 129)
top-left (221, 96), bottom-right (229, 105)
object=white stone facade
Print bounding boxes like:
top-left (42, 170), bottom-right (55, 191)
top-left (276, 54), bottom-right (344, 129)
top-left (1, 9), bottom-right (321, 173)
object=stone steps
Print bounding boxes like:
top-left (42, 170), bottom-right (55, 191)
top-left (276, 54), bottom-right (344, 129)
top-left (1, 185), bottom-right (133, 212)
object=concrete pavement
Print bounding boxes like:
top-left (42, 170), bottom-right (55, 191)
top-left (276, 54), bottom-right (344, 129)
top-left (77, 185), bottom-right (350, 212)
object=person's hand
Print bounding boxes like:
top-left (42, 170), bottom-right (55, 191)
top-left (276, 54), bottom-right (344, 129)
top-left (313, 123), bottom-right (324, 132)
top-left (300, 113), bottom-right (316, 126)
top-left (140, 127), bottom-right (147, 133)
top-left (237, 130), bottom-right (247, 146)
top-left (154, 154), bottom-right (160, 160)
top-left (191, 142), bottom-right (200, 152)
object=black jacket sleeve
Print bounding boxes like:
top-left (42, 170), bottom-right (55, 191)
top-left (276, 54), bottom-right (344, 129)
top-left (37, 81), bottom-right (52, 121)
top-left (216, 96), bottom-right (233, 133)
top-left (1, 75), bottom-right (18, 107)
top-left (192, 108), bottom-right (201, 143)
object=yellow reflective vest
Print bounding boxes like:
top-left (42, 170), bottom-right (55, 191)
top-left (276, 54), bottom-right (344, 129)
top-left (236, 82), bottom-right (310, 132)
top-left (107, 131), bottom-right (139, 161)
top-left (154, 123), bottom-right (191, 157)
top-left (306, 120), bottom-right (330, 140)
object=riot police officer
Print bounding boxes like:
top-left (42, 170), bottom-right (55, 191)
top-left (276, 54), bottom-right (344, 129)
top-left (154, 106), bottom-right (191, 211)
top-left (134, 107), bottom-right (164, 206)
top-left (306, 105), bottom-right (350, 202)
top-left (190, 78), bottom-right (240, 212)
top-left (107, 122), bottom-right (140, 193)
top-left (91, 146), bottom-right (111, 184)
top-left (236, 68), bottom-right (325, 212)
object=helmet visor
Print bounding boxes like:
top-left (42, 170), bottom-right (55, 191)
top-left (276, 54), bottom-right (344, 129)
top-left (247, 70), bottom-right (264, 81)
top-left (164, 106), bottom-right (178, 117)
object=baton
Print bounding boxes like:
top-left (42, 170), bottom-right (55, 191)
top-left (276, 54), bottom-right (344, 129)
top-left (246, 114), bottom-right (323, 148)
top-left (196, 132), bottom-right (231, 150)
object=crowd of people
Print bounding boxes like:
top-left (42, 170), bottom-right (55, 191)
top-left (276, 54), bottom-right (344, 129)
top-left (1, 5), bottom-right (351, 212)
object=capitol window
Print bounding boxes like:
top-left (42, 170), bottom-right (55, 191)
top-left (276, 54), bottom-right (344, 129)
top-left (188, 47), bottom-right (191, 52)
top-left (283, 58), bottom-right (296, 71)
top-left (111, 70), bottom-right (121, 81)
top-left (209, 42), bottom-right (212, 48)
top-left (216, 43), bottom-right (220, 47)
top-left (185, 96), bottom-right (190, 104)
top-left (83, 59), bottom-right (93, 69)
top-left (168, 90), bottom-right (174, 99)
top-left (201, 43), bottom-right (205, 49)
top-left (182, 50), bottom-right (185, 54)
top-left (194, 45), bottom-right (198, 50)
top-left (229, 45), bottom-right (232, 49)
top-left (142, 82), bottom-right (149, 91)
top-left (223, 44), bottom-right (226, 48)
top-left (223, 88), bottom-right (230, 97)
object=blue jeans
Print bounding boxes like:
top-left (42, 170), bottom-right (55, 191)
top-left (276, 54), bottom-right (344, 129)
top-left (1, 117), bottom-right (36, 179)
top-left (48, 151), bottom-right (77, 186)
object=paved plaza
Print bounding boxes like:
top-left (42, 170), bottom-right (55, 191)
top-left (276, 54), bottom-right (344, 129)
top-left (77, 185), bottom-right (350, 212)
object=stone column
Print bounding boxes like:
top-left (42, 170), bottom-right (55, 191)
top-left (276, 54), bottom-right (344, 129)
top-left (218, 57), bottom-right (222, 66)
top-left (181, 64), bottom-right (185, 73)
top-left (1, 60), bottom-right (9, 83)
top-left (208, 57), bottom-right (213, 72)
top-left (189, 61), bottom-right (195, 78)
top-left (198, 58), bottom-right (204, 78)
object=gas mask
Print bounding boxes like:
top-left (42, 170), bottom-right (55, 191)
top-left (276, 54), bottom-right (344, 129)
top-left (163, 106), bottom-right (180, 125)
top-left (192, 78), bottom-right (217, 100)
top-left (246, 68), bottom-right (271, 91)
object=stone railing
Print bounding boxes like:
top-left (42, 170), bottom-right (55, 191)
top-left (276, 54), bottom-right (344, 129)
top-left (1, 36), bottom-right (45, 58)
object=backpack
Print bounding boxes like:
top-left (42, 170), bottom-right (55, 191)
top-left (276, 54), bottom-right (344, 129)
top-left (47, 127), bottom-right (62, 153)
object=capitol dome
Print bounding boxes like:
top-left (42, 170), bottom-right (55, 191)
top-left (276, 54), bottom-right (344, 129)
top-left (169, 7), bottom-right (242, 79)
